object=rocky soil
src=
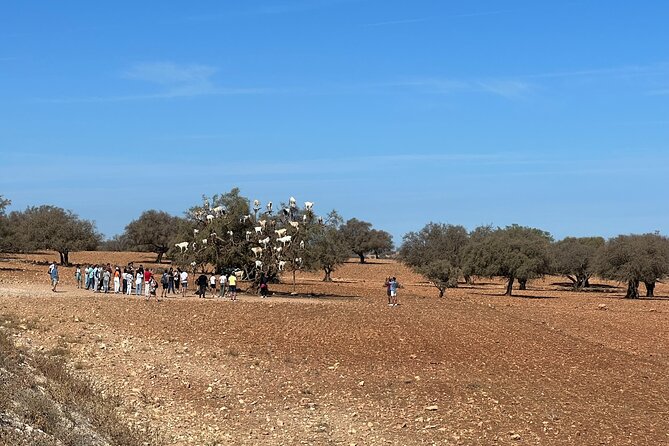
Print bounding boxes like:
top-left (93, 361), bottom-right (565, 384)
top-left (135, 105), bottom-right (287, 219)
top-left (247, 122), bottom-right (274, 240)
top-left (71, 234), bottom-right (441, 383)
top-left (1, 252), bottom-right (668, 445)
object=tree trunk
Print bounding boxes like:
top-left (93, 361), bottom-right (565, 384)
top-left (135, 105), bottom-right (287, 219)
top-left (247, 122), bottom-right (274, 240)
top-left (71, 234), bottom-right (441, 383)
top-left (292, 270), bottom-right (297, 292)
top-left (517, 278), bottom-right (527, 290)
top-left (323, 267), bottom-right (332, 282)
top-left (644, 281), bottom-right (655, 297)
top-left (464, 275), bottom-right (473, 285)
top-left (625, 279), bottom-right (640, 299)
top-left (505, 276), bottom-right (514, 296)
top-left (357, 252), bottom-right (366, 264)
top-left (437, 285), bottom-right (445, 298)
top-left (156, 251), bottom-right (164, 263)
top-left (59, 251), bottom-right (70, 266)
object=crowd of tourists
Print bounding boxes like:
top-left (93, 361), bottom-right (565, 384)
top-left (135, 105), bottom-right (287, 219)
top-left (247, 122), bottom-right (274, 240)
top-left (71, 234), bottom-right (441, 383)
top-left (62, 262), bottom-right (241, 301)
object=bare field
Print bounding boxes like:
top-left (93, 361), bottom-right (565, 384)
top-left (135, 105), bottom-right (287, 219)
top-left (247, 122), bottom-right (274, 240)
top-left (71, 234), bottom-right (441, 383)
top-left (1, 252), bottom-right (668, 445)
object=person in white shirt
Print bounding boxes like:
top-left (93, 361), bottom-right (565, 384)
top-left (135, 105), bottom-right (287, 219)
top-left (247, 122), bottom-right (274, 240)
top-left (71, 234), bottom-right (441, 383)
top-left (180, 270), bottom-right (188, 297)
top-left (218, 273), bottom-right (227, 298)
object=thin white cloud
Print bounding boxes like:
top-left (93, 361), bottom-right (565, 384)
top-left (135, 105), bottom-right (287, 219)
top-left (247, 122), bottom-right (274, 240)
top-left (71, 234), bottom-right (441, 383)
top-left (364, 17), bottom-right (429, 27)
top-left (123, 62), bottom-right (217, 86)
top-left (34, 61), bottom-right (268, 103)
top-left (383, 77), bottom-right (531, 98)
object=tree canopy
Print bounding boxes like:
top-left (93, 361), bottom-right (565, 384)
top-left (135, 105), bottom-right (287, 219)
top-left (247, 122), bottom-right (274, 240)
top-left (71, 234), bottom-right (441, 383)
top-left (552, 237), bottom-right (604, 290)
top-left (596, 233), bottom-right (669, 298)
top-left (302, 211), bottom-right (350, 281)
top-left (340, 218), bottom-right (393, 263)
top-left (123, 210), bottom-right (183, 263)
top-left (399, 223), bottom-right (469, 297)
top-left (465, 224), bottom-right (552, 296)
top-left (9, 205), bottom-right (102, 265)
top-left (169, 189), bottom-right (321, 290)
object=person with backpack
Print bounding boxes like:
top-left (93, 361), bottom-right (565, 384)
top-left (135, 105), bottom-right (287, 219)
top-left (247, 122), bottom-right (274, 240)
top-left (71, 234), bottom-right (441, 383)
top-left (161, 271), bottom-right (169, 298)
top-left (196, 273), bottom-right (208, 298)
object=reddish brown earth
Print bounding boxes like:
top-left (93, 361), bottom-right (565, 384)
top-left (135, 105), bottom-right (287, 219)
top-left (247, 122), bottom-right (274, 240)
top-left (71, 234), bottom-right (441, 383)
top-left (1, 252), bottom-right (668, 445)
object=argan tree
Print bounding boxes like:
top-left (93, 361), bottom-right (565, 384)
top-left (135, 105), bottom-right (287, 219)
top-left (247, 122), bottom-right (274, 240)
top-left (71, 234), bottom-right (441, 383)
top-left (552, 236), bottom-right (605, 290)
top-left (340, 218), bottom-right (392, 263)
top-left (465, 224), bottom-right (552, 296)
top-left (123, 210), bottom-right (184, 263)
top-left (169, 189), bottom-right (319, 291)
top-left (302, 211), bottom-right (350, 281)
top-left (399, 223), bottom-right (469, 297)
top-left (10, 205), bottom-right (102, 265)
top-left (596, 233), bottom-right (669, 298)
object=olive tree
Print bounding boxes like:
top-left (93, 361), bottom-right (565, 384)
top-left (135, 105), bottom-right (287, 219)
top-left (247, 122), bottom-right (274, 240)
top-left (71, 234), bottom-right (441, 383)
top-left (399, 223), bottom-right (469, 297)
top-left (10, 205), bottom-right (102, 265)
top-left (123, 210), bottom-right (183, 263)
top-left (552, 236), bottom-right (604, 290)
top-left (596, 233), bottom-right (669, 298)
top-left (465, 224), bottom-right (552, 296)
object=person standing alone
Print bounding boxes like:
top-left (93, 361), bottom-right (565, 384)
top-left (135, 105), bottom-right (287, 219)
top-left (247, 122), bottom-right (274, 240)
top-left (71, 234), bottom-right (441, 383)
top-left (50, 263), bottom-right (59, 292)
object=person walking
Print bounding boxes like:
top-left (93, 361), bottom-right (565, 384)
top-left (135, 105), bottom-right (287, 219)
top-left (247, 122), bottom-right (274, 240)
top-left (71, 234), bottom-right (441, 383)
top-left (135, 269), bottom-right (143, 295)
top-left (50, 263), bottom-right (59, 292)
top-left (389, 277), bottom-right (399, 307)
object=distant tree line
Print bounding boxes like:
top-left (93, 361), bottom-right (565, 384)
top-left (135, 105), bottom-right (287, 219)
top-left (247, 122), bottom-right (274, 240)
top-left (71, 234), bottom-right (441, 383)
top-left (2, 192), bottom-right (667, 298)
top-left (399, 223), bottom-right (669, 299)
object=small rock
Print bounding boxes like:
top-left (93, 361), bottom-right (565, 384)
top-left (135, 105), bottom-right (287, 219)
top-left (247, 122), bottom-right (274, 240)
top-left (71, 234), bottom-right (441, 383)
top-left (424, 405), bottom-right (438, 411)
top-left (510, 433), bottom-right (521, 440)
top-left (597, 304), bottom-right (607, 310)
top-left (358, 381), bottom-right (364, 387)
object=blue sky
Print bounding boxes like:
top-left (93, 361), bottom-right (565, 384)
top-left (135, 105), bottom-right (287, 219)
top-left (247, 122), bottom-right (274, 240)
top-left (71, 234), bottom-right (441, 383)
top-left (1, 0), bottom-right (668, 243)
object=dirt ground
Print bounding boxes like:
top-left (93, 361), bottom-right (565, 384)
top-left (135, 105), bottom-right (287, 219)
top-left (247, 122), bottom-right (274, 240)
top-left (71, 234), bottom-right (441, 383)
top-left (1, 251), bottom-right (668, 445)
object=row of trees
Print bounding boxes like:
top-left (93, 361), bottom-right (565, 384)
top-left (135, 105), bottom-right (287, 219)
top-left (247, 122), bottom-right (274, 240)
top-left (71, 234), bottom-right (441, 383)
top-left (2, 192), bottom-right (667, 298)
top-left (399, 223), bottom-right (669, 299)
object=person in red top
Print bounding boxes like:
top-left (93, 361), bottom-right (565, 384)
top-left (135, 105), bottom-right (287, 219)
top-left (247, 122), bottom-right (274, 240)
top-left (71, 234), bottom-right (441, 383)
top-left (144, 268), bottom-right (152, 298)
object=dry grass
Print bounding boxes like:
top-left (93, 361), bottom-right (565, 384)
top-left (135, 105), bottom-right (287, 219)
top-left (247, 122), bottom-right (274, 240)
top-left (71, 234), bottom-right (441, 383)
top-left (0, 314), bottom-right (157, 446)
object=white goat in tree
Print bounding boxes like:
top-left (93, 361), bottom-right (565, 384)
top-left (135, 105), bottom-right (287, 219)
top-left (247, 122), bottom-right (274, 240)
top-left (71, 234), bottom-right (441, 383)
top-left (175, 242), bottom-right (189, 253)
top-left (251, 247), bottom-right (263, 258)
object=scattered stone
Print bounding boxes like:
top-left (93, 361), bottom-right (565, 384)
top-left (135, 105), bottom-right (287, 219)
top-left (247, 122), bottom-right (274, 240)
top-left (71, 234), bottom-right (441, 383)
top-left (425, 405), bottom-right (438, 411)
top-left (597, 304), bottom-right (607, 310)
top-left (510, 433), bottom-right (521, 440)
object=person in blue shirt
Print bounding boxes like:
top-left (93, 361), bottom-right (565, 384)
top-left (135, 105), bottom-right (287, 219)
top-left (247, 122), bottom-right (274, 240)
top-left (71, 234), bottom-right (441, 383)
top-left (50, 263), bottom-right (59, 292)
top-left (389, 277), bottom-right (399, 307)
